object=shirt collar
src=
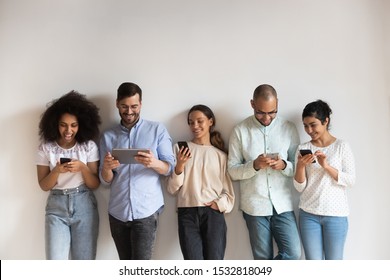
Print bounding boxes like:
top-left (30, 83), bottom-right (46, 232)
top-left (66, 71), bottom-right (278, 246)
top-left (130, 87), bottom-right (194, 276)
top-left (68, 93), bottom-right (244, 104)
top-left (119, 118), bottom-right (143, 132)
top-left (251, 115), bottom-right (279, 130)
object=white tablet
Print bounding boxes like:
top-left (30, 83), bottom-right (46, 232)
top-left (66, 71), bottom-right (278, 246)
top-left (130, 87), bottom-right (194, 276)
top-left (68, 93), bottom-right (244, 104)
top-left (112, 148), bottom-right (149, 164)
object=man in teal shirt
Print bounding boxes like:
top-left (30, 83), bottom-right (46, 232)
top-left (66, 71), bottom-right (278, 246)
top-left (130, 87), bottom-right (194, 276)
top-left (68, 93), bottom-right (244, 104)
top-left (228, 84), bottom-right (301, 260)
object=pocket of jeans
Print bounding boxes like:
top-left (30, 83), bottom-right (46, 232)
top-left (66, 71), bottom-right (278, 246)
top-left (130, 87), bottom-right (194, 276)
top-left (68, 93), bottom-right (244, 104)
top-left (177, 207), bottom-right (192, 218)
top-left (208, 207), bottom-right (224, 216)
top-left (45, 194), bottom-right (59, 212)
top-left (45, 194), bottom-right (66, 215)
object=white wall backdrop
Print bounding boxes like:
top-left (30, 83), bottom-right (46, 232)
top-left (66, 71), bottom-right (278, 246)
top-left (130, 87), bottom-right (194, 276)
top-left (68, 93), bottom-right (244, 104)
top-left (0, 0), bottom-right (389, 260)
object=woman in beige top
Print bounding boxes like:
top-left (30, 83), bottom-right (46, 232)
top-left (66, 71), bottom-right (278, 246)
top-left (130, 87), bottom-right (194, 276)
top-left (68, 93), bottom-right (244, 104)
top-left (167, 104), bottom-right (235, 260)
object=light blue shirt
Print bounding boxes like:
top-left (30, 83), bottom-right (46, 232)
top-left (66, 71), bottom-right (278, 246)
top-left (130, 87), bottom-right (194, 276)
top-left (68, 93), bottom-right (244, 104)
top-left (228, 115), bottom-right (299, 216)
top-left (99, 118), bottom-right (175, 221)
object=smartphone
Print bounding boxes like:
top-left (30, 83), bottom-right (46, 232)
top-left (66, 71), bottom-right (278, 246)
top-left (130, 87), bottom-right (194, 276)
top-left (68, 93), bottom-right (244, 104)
top-left (177, 141), bottom-right (191, 157)
top-left (60, 157), bottom-right (72, 164)
top-left (299, 149), bottom-right (316, 163)
top-left (178, 141), bottom-right (189, 150)
top-left (265, 153), bottom-right (279, 160)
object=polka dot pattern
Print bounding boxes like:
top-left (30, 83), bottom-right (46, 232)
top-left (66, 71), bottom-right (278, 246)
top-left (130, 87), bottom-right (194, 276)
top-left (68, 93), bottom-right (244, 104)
top-left (294, 139), bottom-right (356, 216)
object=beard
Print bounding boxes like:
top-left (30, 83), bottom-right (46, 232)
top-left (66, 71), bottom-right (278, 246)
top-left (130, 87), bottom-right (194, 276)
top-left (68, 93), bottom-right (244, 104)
top-left (120, 112), bottom-right (140, 128)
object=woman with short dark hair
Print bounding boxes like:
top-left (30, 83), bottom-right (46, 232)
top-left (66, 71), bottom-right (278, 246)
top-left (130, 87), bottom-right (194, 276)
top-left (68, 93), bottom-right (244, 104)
top-left (294, 100), bottom-right (356, 260)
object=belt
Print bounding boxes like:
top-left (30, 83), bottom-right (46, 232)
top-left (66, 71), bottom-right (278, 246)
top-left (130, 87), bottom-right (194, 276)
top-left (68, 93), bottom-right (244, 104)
top-left (50, 185), bottom-right (89, 195)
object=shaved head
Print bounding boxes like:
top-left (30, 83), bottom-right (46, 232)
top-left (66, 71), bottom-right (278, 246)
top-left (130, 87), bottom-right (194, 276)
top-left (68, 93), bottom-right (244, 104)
top-left (253, 84), bottom-right (277, 101)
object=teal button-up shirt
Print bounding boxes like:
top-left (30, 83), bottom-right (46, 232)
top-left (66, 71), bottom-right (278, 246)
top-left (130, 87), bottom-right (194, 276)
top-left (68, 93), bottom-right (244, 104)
top-left (228, 115), bottom-right (299, 216)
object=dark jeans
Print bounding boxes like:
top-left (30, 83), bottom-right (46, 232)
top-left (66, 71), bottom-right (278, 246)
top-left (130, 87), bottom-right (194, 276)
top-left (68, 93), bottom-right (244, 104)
top-left (178, 207), bottom-right (227, 260)
top-left (109, 212), bottom-right (158, 260)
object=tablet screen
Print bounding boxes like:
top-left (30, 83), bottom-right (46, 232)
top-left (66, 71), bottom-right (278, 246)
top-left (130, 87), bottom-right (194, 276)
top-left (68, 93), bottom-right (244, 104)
top-left (112, 148), bottom-right (149, 164)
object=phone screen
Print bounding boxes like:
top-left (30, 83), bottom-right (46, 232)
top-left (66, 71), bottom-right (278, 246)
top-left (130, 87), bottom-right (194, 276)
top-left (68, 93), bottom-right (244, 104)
top-left (178, 141), bottom-right (191, 157)
top-left (178, 141), bottom-right (189, 150)
top-left (299, 149), bottom-right (312, 156)
top-left (60, 158), bottom-right (71, 164)
top-left (299, 149), bottom-right (316, 163)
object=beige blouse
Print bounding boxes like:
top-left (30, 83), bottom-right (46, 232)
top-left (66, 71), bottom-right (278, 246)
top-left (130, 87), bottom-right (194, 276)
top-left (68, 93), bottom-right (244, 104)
top-left (167, 141), bottom-right (235, 213)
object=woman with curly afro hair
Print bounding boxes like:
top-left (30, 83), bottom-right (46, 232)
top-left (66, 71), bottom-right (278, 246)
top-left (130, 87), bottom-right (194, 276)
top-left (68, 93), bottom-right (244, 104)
top-left (36, 90), bottom-right (101, 260)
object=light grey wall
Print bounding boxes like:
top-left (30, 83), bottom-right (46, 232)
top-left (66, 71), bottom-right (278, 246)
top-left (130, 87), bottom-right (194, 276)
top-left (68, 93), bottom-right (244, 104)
top-left (0, 0), bottom-right (389, 259)
top-left (386, 0), bottom-right (390, 134)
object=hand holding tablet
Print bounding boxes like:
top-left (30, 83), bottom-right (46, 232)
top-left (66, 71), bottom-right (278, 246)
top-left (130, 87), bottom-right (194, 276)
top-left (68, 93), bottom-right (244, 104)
top-left (112, 148), bottom-right (150, 164)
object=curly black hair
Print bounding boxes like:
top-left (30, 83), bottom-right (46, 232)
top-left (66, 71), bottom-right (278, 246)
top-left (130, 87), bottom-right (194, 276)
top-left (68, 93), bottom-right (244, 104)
top-left (38, 90), bottom-right (101, 143)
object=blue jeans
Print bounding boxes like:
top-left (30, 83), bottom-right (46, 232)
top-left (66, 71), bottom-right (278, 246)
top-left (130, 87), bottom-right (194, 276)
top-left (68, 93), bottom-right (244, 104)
top-left (109, 212), bottom-right (158, 260)
top-left (45, 185), bottom-right (99, 260)
top-left (299, 209), bottom-right (348, 260)
top-left (243, 209), bottom-right (301, 260)
top-left (178, 207), bottom-right (227, 260)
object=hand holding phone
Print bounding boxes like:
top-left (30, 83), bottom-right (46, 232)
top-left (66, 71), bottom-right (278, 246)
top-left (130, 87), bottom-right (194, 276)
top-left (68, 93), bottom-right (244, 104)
top-left (60, 157), bottom-right (72, 164)
top-left (178, 141), bottom-right (189, 150)
top-left (299, 149), bottom-right (316, 163)
top-left (265, 153), bottom-right (279, 160)
top-left (178, 141), bottom-right (191, 157)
